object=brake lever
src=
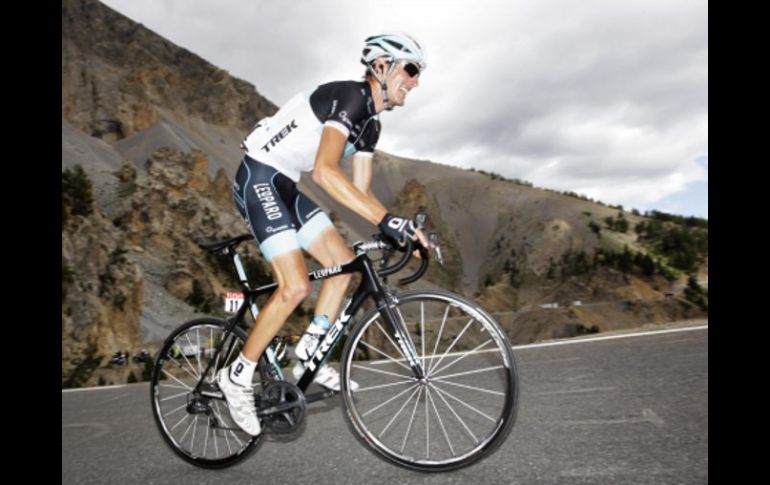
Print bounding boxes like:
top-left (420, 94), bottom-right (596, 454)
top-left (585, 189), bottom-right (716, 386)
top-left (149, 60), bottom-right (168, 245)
top-left (415, 209), bottom-right (427, 230)
top-left (428, 232), bottom-right (444, 266)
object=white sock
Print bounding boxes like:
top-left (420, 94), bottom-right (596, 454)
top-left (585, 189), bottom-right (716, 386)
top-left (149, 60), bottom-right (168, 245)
top-left (311, 314), bottom-right (331, 332)
top-left (228, 352), bottom-right (257, 387)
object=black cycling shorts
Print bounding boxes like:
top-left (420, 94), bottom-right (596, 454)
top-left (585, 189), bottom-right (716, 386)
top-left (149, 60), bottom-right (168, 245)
top-left (232, 155), bottom-right (332, 261)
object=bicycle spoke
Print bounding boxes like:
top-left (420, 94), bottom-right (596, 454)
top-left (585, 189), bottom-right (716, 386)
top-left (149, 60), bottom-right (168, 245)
top-left (429, 338), bottom-right (493, 377)
top-left (212, 403), bottom-right (234, 455)
top-left (185, 331), bottom-right (199, 379)
top-left (188, 416), bottom-right (199, 452)
top-left (213, 407), bottom-right (220, 457)
top-left (400, 386), bottom-right (424, 453)
top-left (427, 386), bottom-right (455, 456)
top-left (160, 390), bottom-right (190, 402)
top-left (159, 383), bottom-right (192, 392)
top-left (362, 382), bottom-right (420, 418)
top-left (203, 416), bottom-right (210, 457)
top-left (165, 354), bottom-right (200, 383)
top-left (429, 378), bottom-right (506, 397)
top-left (379, 385), bottom-right (422, 438)
top-left (179, 414), bottom-right (196, 445)
top-left (165, 401), bottom-right (188, 418)
top-left (426, 305), bottom-right (451, 375)
top-left (432, 382), bottom-right (479, 444)
top-left (430, 364), bottom-right (505, 381)
top-left (426, 380), bottom-right (430, 459)
top-left (429, 383), bottom-right (497, 423)
top-left (355, 378), bottom-right (417, 393)
top-left (223, 419), bottom-right (233, 455)
top-left (352, 363), bottom-right (415, 380)
top-left (426, 318), bottom-right (475, 377)
top-left (170, 410), bottom-right (192, 432)
top-left (192, 328), bottom-right (203, 378)
top-left (420, 303), bottom-right (426, 369)
top-left (206, 328), bottom-right (215, 382)
top-left (357, 340), bottom-right (412, 371)
top-left (373, 320), bottom-right (409, 363)
top-left (175, 341), bottom-right (201, 380)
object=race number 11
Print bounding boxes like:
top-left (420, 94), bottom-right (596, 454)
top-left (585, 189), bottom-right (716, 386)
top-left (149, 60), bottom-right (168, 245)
top-left (224, 292), bottom-right (244, 313)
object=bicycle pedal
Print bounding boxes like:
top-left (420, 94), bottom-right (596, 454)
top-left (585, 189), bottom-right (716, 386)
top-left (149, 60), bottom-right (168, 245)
top-left (305, 390), bottom-right (338, 404)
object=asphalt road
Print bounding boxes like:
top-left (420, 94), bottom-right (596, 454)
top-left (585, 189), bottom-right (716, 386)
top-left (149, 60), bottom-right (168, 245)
top-left (62, 323), bottom-right (708, 485)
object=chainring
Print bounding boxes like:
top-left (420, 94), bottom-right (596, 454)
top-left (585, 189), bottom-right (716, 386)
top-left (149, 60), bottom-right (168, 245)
top-left (258, 381), bottom-right (306, 434)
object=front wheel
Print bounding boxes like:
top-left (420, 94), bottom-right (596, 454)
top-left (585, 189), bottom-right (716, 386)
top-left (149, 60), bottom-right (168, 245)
top-left (339, 290), bottom-right (519, 472)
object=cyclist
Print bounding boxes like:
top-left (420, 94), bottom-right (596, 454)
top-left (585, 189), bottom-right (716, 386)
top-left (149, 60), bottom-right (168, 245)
top-left (218, 33), bottom-right (430, 436)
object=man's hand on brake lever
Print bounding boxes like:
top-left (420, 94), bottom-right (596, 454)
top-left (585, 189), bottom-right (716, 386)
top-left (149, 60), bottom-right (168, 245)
top-left (377, 213), bottom-right (429, 258)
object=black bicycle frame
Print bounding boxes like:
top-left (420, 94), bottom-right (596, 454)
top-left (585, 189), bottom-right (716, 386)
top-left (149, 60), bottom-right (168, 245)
top-left (197, 249), bottom-right (426, 396)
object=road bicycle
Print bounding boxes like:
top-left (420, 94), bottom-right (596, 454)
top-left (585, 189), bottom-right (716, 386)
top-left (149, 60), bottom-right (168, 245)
top-left (150, 219), bottom-right (519, 472)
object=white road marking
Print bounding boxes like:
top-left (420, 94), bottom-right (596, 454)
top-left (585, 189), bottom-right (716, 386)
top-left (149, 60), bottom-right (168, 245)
top-left (533, 386), bottom-right (617, 396)
top-left (514, 325), bottom-right (707, 350)
top-left (560, 408), bottom-right (666, 427)
top-left (62, 384), bottom-right (127, 393)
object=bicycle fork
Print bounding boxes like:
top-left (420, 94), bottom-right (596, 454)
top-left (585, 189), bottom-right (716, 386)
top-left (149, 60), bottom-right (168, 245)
top-left (378, 294), bottom-right (426, 380)
top-left (365, 257), bottom-right (426, 381)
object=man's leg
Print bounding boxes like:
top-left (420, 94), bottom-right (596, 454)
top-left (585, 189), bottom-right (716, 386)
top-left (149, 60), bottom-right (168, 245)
top-left (305, 226), bottom-right (354, 323)
top-left (241, 249), bottom-right (312, 361)
top-left (217, 248), bottom-right (310, 436)
top-left (292, 226), bottom-right (359, 391)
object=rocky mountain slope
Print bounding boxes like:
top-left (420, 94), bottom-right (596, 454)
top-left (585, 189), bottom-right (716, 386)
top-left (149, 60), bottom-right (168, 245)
top-left (61, 0), bottom-right (707, 387)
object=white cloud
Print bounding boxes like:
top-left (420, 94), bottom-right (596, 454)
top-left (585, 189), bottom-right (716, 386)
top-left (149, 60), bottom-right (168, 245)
top-left (99, 0), bottom-right (708, 217)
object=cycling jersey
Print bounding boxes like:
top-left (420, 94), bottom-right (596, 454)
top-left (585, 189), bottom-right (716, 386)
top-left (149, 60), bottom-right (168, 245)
top-left (241, 80), bottom-right (381, 182)
top-left (234, 80), bottom-right (380, 261)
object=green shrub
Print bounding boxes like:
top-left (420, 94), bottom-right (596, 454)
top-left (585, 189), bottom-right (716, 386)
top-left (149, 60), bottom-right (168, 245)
top-left (684, 275), bottom-right (708, 311)
top-left (63, 343), bottom-right (103, 388)
top-left (142, 360), bottom-right (153, 381)
top-left (62, 165), bottom-right (94, 221)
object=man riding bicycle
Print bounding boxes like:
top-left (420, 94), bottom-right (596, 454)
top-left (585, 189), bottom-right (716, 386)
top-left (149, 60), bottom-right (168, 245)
top-left (218, 33), bottom-right (430, 436)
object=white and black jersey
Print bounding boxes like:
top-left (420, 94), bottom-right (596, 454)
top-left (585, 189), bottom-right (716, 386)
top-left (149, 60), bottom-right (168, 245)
top-left (241, 80), bottom-right (381, 182)
top-left (234, 80), bottom-right (380, 261)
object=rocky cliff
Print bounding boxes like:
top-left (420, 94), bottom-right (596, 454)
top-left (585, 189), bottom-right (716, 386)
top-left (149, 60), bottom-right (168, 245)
top-left (62, 0), bottom-right (276, 142)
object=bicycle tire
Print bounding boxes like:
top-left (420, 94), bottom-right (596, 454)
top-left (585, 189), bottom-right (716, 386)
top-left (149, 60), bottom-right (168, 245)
top-left (150, 318), bottom-right (264, 469)
top-left (339, 290), bottom-right (519, 472)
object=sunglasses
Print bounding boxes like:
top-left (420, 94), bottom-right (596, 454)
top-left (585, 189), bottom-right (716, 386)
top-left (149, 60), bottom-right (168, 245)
top-left (401, 61), bottom-right (421, 78)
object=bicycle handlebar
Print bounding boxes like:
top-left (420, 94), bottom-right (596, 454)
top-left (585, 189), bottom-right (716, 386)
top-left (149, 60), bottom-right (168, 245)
top-left (355, 236), bottom-right (433, 285)
top-left (374, 238), bottom-right (415, 278)
top-left (397, 244), bottom-right (430, 285)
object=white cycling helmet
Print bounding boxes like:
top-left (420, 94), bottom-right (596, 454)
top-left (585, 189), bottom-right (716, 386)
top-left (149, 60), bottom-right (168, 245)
top-left (361, 33), bottom-right (426, 110)
top-left (361, 32), bottom-right (427, 70)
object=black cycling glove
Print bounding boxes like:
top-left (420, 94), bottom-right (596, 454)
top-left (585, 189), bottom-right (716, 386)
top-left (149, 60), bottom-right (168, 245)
top-left (378, 213), bottom-right (417, 245)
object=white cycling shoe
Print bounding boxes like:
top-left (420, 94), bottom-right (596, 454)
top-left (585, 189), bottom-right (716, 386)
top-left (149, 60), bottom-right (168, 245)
top-left (216, 368), bottom-right (261, 436)
top-left (292, 361), bottom-right (359, 392)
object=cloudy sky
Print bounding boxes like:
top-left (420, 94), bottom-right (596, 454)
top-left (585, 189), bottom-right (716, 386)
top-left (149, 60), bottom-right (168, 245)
top-left (100, 0), bottom-right (708, 218)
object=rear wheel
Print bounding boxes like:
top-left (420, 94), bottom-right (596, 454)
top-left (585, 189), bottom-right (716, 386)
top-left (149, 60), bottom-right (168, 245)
top-left (340, 290), bottom-right (519, 472)
top-left (150, 318), bottom-right (264, 468)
